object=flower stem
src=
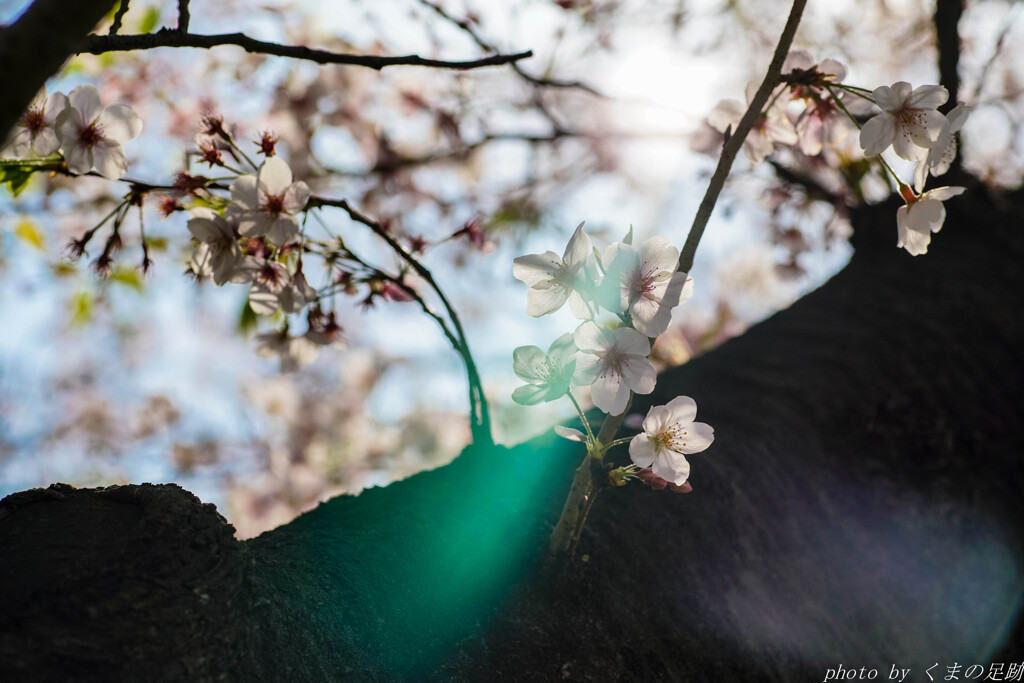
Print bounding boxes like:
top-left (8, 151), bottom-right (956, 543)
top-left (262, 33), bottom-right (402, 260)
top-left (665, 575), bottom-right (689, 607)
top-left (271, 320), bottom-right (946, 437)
top-left (567, 390), bottom-right (595, 445)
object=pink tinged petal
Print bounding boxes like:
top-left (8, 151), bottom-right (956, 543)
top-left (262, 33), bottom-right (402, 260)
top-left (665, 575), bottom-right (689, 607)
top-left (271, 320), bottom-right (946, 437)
top-left (68, 84), bottom-right (103, 123)
top-left (98, 104), bottom-right (141, 143)
top-left (679, 421), bottom-right (715, 454)
top-left (512, 384), bottom-right (547, 405)
top-left (652, 451), bottom-right (690, 486)
top-left (612, 327), bottom-right (651, 357)
top-left (231, 175), bottom-right (259, 210)
top-left (572, 321), bottom-right (609, 353)
top-left (512, 345), bottom-right (548, 383)
top-left (707, 99), bottom-right (744, 133)
top-left (629, 433), bottom-right (657, 468)
top-left (257, 156), bottom-right (293, 195)
top-left (621, 357), bottom-right (656, 395)
top-left (742, 133), bottom-right (774, 164)
top-left (664, 396), bottom-right (698, 424)
top-left (859, 113), bottom-right (896, 156)
top-left (55, 108), bottom-right (84, 148)
top-left (782, 50), bottom-right (814, 72)
top-left (512, 251), bottom-right (562, 287)
top-left (553, 426), bottom-right (588, 442)
top-left (525, 286), bottom-right (569, 317)
top-left (572, 353), bottom-right (601, 386)
top-left (819, 59), bottom-right (846, 81)
top-left (907, 84), bottom-right (948, 110)
top-left (562, 222), bottom-right (592, 266)
top-left (63, 140), bottom-right (93, 175)
top-left (43, 92), bottom-right (69, 124)
top-left (591, 370), bottom-right (630, 415)
top-left (228, 256), bottom-right (259, 284)
top-left (283, 181), bottom-right (310, 214)
top-left (797, 114), bottom-right (825, 156)
top-left (764, 114), bottom-right (798, 145)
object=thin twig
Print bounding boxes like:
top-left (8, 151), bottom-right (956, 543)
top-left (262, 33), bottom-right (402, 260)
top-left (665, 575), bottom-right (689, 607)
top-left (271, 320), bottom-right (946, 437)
top-left (109, 0), bottom-right (130, 36)
top-left (77, 29), bottom-right (533, 72)
top-left (177, 0), bottom-right (190, 32)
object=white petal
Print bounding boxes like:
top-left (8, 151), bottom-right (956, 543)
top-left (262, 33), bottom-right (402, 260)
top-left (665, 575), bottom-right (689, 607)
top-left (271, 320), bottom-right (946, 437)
top-left (629, 433), bottom-right (657, 468)
top-left (63, 141), bottom-right (93, 175)
top-left (637, 236), bottom-right (678, 274)
top-left (562, 222), bottom-right (592, 267)
top-left (55, 108), bottom-right (83, 149)
top-left (31, 128), bottom-right (60, 156)
top-left (512, 345), bottom-right (548, 383)
top-left (267, 216), bottom-right (300, 245)
top-left (907, 84), bottom-right (948, 110)
top-left (652, 451), bottom-right (690, 486)
top-left (923, 186), bottom-right (964, 202)
top-left (707, 99), bottom-right (744, 133)
top-left (91, 140), bottom-right (128, 179)
top-left (512, 252), bottom-right (562, 287)
top-left (257, 156), bottom-right (293, 195)
top-left (572, 353), bottom-right (601, 387)
top-left (98, 104), bottom-right (141, 143)
top-left (231, 176), bottom-right (259, 210)
top-left (905, 198), bottom-right (946, 234)
top-left (782, 50), bottom-right (814, 72)
top-left (512, 384), bottom-right (547, 406)
top-left (680, 421), bottom-right (715, 454)
top-left (664, 395), bottom-right (698, 424)
top-left (642, 404), bottom-right (672, 436)
top-left (525, 286), bottom-right (569, 317)
top-left (859, 113), bottom-right (896, 156)
top-left (553, 425), bottom-right (588, 442)
top-left (630, 297), bottom-right (667, 337)
top-left (573, 321), bottom-right (609, 353)
top-left (43, 92), bottom-right (68, 124)
top-left (249, 282), bottom-right (281, 315)
top-left (187, 209), bottom-right (224, 243)
top-left (548, 333), bottom-right (578, 365)
top-left (68, 84), bottom-right (103, 123)
top-left (896, 207), bottom-right (931, 255)
top-left (591, 370), bottom-right (629, 415)
top-left (283, 181), bottom-right (310, 214)
top-left (612, 327), bottom-right (650, 357)
top-left (621, 357), bottom-right (656, 395)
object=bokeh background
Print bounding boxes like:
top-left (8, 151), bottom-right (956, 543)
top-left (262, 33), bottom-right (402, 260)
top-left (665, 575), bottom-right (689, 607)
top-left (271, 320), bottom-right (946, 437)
top-left (1, 0), bottom-right (1021, 537)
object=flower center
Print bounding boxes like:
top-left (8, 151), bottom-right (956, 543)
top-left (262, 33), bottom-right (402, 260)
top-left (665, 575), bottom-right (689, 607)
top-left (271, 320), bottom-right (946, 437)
top-left (629, 266), bottom-right (658, 300)
top-left (78, 122), bottom-right (104, 149)
top-left (23, 108), bottom-right (45, 133)
top-left (654, 422), bottom-right (690, 452)
top-left (262, 194), bottom-right (286, 217)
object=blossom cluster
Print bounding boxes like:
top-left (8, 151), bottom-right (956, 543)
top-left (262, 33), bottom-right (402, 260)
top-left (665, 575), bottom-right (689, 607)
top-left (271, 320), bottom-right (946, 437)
top-left (706, 50), bottom-right (969, 256)
top-left (511, 224), bottom-right (713, 488)
top-left (1, 85), bottom-right (141, 179)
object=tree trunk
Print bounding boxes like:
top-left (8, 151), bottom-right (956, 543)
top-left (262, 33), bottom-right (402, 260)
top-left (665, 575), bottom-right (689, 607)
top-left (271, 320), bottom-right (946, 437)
top-left (3, 180), bottom-right (1023, 681)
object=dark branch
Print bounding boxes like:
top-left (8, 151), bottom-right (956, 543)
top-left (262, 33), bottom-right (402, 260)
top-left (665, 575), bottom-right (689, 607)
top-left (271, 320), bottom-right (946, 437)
top-left (0, 0), bottom-right (117, 143)
top-left (177, 0), bottom-right (189, 32)
top-left (109, 0), bottom-right (129, 35)
top-left (77, 29), bottom-right (533, 71)
top-left (934, 0), bottom-right (964, 110)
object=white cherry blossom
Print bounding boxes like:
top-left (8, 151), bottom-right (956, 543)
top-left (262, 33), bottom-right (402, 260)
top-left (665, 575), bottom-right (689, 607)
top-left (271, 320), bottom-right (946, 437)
top-left (511, 333), bottom-right (577, 405)
top-left (895, 185), bottom-right (964, 256)
top-left (256, 328), bottom-right (320, 372)
top-left (572, 322), bottom-right (656, 416)
top-left (629, 396), bottom-right (714, 486)
top-left (859, 82), bottom-right (948, 161)
top-left (55, 84), bottom-right (141, 179)
top-left (512, 222), bottom-right (598, 318)
top-left (600, 236), bottom-right (693, 337)
top-left (187, 207), bottom-right (251, 286)
top-left (247, 259), bottom-right (316, 315)
top-left (2, 87), bottom-right (67, 158)
top-left (232, 157), bottom-right (311, 245)
top-left (914, 102), bottom-right (971, 191)
top-left (708, 82), bottom-right (798, 164)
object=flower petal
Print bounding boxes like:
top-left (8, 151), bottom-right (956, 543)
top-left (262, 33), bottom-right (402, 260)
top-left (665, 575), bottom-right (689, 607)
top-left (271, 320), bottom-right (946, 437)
top-left (525, 286), bottom-right (569, 317)
top-left (572, 353), bottom-right (601, 387)
top-left (68, 84), bottom-right (103, 124)
top-left (664, 395), bottom-right (698, 424)
top-left (652, 450), bottom-right (690, 486)
top-left (679, 421), bottom-right (715, 454)
top-left (98, 104), bottom-right (142, 143)
top-left (257, 156), bottom-right (293, 195)
top-left (283, 181), bottom-right (310, 214)
top-left (612, 327), bottom-right (650, 357)
top-left (231, 175), bottom-right (259, 210)
top-left (554, 425), bottom-right (588, 442)
top-left (859, 113), bottom-right (896, 156)
top-left (512, 384), bottom-right (548, 406)
top-left (621, 356), bottom-right (656, 395)
top-left (629, 433), bottom-right (657, 467)
top-left (907, 84), bottom-right (948, 110)
top-left (512, 251), bottom-right (562, 287)
top-left (512, 345), bottom-right (548, 383)
top-left (562, 222), bottom-right (592, 266)
top-left (591, 369), bottom-right (629, 415)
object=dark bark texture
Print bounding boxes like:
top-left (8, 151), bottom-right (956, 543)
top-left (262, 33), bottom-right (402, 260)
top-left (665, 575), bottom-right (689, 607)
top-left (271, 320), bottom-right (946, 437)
top-left (2, 178), bottom-right (1023, 681)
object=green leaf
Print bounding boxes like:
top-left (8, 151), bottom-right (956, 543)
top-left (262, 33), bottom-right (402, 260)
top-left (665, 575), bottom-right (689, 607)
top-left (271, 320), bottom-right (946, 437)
top-left (69, 291), bottom-right (94, 327)
top-left (238, 300), bottom-right (258, 335)
top-left (188, 195), bottom-right (230, 212)
top-left (14, 219), bottom-right (45, 250)
top-left (0, 164), bottom-right (35, 197)
top-left (138, 6), bottom-right (161, 34)
top-left (111, 266), bottom-right (145, 291)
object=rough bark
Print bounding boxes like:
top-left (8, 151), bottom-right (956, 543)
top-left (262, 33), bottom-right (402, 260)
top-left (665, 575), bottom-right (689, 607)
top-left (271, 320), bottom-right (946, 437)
top-left (2, 179), bottom-right (1022, 681)
top-left (0, 0), bottom-right (117, 142)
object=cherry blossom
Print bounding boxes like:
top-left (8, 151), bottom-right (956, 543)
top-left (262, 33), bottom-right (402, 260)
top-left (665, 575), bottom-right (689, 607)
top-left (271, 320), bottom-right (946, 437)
top-left (553, 426), bottom-right (588, 442)
top-left (572, 322), bottom-right (656, 416)
top-left (232, 157), bottom-right (311, 245)
top-left (248, 259), bottom-right (316, 315)
top-left (629, 396), bottom-right (714, 486)
top-left (914, 102), bottom-right (971, 191)
top-left (2, 87), bottom-right (67, 158)
top-left (511, 332), bottom-right (577, 405)
top-left (512, 222), bottom-right (597, 318)
top-left (781, 50), bottom-right (847, 88)
top-left (895, 184), bottom-right (964, 256)
top-left (55, 84), bottom-right (141, 179)
top-left (600, 236), bottom-right (694, 337)
top-left (708, 82), bottom-right (798, 164)
top-left (859, 82), bottom-right (948, 161)
top-left (186, 207), bottom-right (249, 286)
